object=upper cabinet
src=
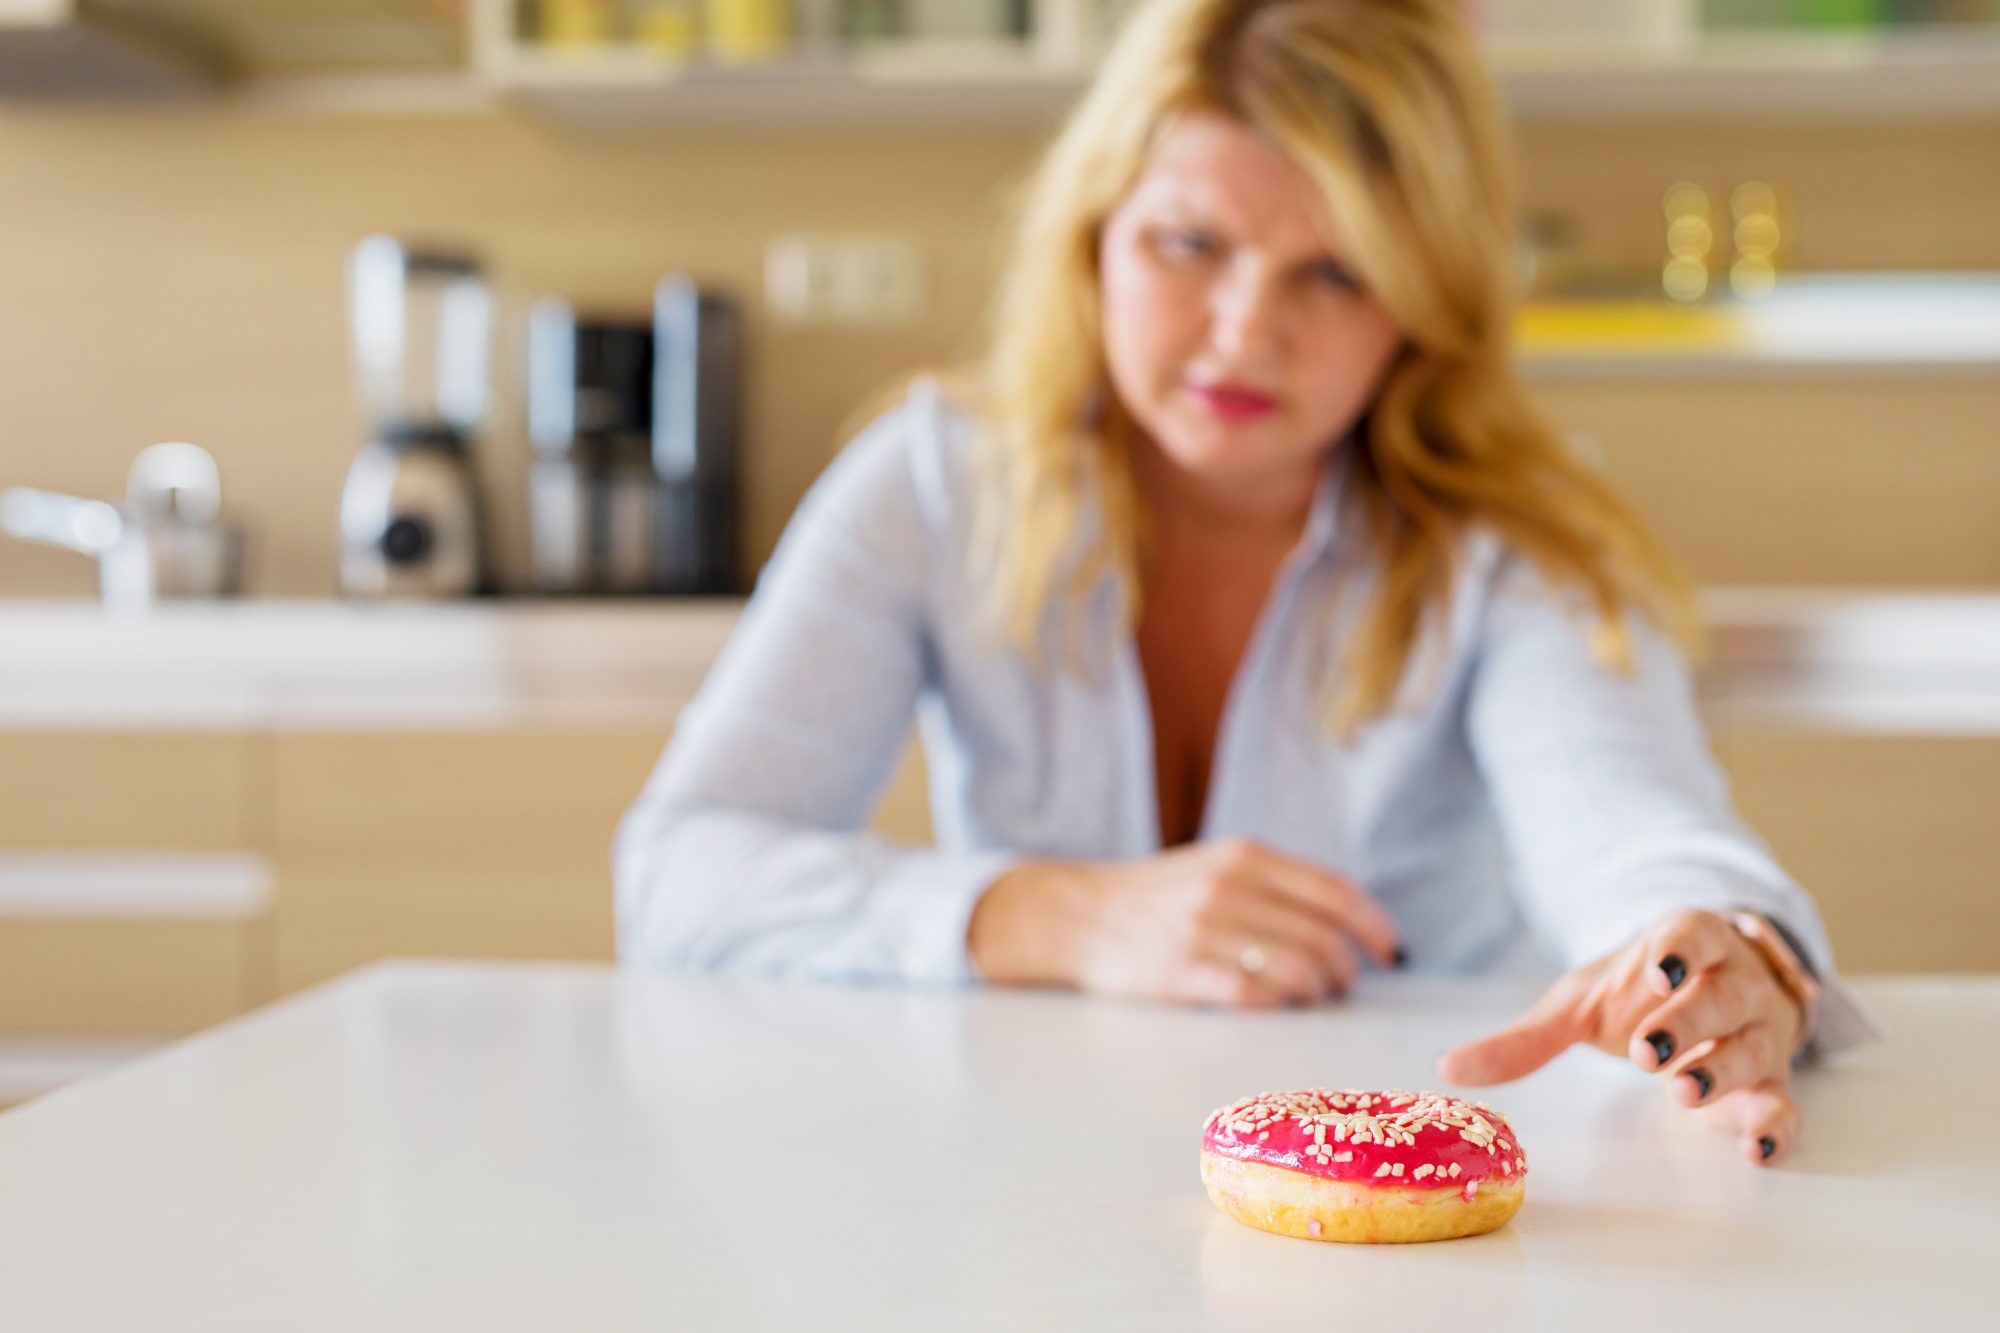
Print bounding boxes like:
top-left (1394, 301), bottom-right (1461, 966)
top-left (468, 0), bottom-right (2000, 128)
top-left (6, 0), bottom-right (2000, 124)
top-left (0, 0), bottom-right (461, 97)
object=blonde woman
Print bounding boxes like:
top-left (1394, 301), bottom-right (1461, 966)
top-left (615, 0), bottom-right (1876, 1167)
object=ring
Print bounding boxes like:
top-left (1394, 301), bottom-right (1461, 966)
top-left (1238, 943), bottom-right (1268, 975)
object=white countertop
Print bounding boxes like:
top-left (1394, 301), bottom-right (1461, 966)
top-left (0, 598), bottom-right (740, 731)
top-left (2, 589), bottom-right (1998, 734)
top-left (0, 961), bottom-right (1983, 1330)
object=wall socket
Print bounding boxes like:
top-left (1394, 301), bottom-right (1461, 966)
top-left (765, 234), bottom-right (926, 328)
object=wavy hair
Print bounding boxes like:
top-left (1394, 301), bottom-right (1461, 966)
top-left (969, 0), bottom-right (1698, 738)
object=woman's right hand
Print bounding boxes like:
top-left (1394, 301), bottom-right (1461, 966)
top-left (966, 838), bottom-right (1404, 1008)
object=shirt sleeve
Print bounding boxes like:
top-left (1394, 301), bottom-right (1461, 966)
top-left (1464, 550), bottom-right (1883, 1057)
top-left (613, 385), bottom-right (1016, 986)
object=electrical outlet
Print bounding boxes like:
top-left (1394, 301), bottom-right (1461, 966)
top-left (765, 234), bottom-right (925, 327)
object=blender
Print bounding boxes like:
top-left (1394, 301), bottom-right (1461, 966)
top-left (337, 235), bottom-right (491, 598)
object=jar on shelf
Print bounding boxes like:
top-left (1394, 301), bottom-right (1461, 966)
top-left (632, 0), bottom-right (701, 55)
top-left (839, 0), bottom-right (904, 41)
top-left (536, 0), bottom-right (619, 46)
top-left (705, 0), bottom-right (789, 61)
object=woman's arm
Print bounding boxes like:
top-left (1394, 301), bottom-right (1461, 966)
top-left (613, 387), bottom-right (1014, 984)
top-left (1462, 550), bottom-right (1879, 1055)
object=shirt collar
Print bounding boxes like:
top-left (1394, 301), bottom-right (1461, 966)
top-left (1290, 438), bottom-right (1359, 572)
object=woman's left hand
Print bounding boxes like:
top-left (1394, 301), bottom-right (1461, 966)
top-left (1434, 910), bottom-right (1807, 1166)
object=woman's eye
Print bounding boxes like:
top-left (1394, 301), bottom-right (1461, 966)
top-left (1314, 261), bottom-right (1359, 291)
top-left (1156, 229), bottom-right (1219, 260)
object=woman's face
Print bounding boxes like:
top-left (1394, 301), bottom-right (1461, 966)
top-left (1098, 113), bottom-right (1404, 508)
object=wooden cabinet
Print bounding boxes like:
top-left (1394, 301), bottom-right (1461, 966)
top-left (0, 732), bottom-right (263, 1039)
top-left (1712, 732), bottom-right (2000, 973)
top-left (0, 732), bottom-right (256, 849)
top-left (0, 918), bottom-right (255, 1036)
top-left (265, 730), bottom-right (670, 994)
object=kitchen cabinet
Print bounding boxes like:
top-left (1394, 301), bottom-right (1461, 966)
top-left (0, 602), bottom-right (939, 1108)
top-left (466, 0), bottom-right (2000, 129)
top-left (0, 731), bottom-right (264, 1039)
top-left (1712, 732), bottom-right (2000, 973)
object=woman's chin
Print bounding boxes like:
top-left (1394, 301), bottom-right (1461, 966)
top-left (1148, 435), bottom-right (1320, 492)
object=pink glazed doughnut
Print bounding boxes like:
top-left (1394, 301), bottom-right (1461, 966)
top-left (1201, 1089), bottom-right (1527, 1243)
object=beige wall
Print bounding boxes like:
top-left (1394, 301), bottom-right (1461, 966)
top-left (2, 105), bottom-right (1997, 598)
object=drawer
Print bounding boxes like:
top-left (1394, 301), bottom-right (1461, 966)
top-left (0, 917), bottom-right (254, 1036)
top-left (0, 732), bottom-right (254, 850)
top-left (1713, 731), bottom-right (2000, 972)
top-left (267, 730), bottom-right (666, 995)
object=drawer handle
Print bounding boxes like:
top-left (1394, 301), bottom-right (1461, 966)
top-left (0, 853), bottom-right (270, 920)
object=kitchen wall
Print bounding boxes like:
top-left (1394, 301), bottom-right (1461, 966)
top-left (2, 104), bottom-right (1998, 598)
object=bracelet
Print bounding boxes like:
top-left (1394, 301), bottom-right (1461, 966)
top-left (1726, 911), bottom-right (1821, 1057)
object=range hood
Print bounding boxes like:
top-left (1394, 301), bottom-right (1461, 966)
top-left (0, 0), bottom-right (223, 97)
top-left (0, 0), bottom-right (463, 99)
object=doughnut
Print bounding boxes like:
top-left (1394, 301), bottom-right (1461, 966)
top-left (1201, 1089), bottom-right (1526, 1244)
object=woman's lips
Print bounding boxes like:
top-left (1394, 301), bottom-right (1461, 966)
top-left (1188, 381), bottom-right (1280, 421)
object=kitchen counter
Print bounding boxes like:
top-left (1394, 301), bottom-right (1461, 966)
top-left (0, 598), bottom-right (741, 730)
top-left (0, 590), bottom-right (1996, 734)
top-left (0, 961), bottom-right (1982, 1330)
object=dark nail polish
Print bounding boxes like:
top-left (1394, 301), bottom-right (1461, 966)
top-left (1659, 954), bottom-right (1688, 990)
top-left (1392, 946), bottom-right (1409, 969)
top-left (1645, 1030), bottom-right (1674, 1066)
top-left (1688, 1067), bottom-right (1714, 1100)
top-left (1759, 1136), bottom-right (1778, 1161)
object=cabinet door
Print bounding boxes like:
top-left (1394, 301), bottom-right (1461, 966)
top-left (0, 917), bottom-right (254, 1035)
top-left (268, 730), bottom-right (673, 995)
top-left (0, 732), bottom-right (262, 1035)
top-left (1712, 731), bottom-right (2000, 973)
top-left (0, 732), bottom-right (254, 849)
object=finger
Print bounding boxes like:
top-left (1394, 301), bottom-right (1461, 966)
top-left (1638, 909), bottom-right (1738, 999)
top-left (1200, 930), bottom-right (1333, 1006)
top-left (1178, 961), bottom-right (1285, 1011)
top-left (1706, 1080), bottom-right (1802, 1166)
top-left (1436, 979), bottom-right (1586, 1086)
top-left (1661, 1021), bottom-right (1783, 1109)
top-left (1231, 842), bottom-right (1403, 969)
top-left (1219, 893), bottom-right (1361, 997)
top-left (1628, 965), bottom-right (1753, 1074)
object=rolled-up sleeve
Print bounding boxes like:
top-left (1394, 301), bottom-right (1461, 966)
top-left (1465, 552), bottom-right (1881, 1055)
top-left (613, 391), bottom-right (1014, 985)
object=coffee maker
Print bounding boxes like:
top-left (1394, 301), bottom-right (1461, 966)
top-left (338, 236), bottom-right (491, 598)
top-left (526, 302), bottom-right (656, 595)
top-left (525, 277), bottom-right (742, 596)
top-left (651, 276), bottom-right (742, 596)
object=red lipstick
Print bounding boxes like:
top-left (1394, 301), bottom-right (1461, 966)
top-left (1188, 380), bottom-right (1279, 421)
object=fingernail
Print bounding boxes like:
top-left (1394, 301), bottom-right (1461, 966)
top-left (1659, 954), bottom-right (1688, 990)
top-left (1688, 1067), bottom-right (1714, 1100)
top-left (1759, 1135), bottom-right (1778, 1161)
top-left (1392, 946), bottom-right (1409, 969)
top-left (1645, 1030), bottom-right (1674, 1066)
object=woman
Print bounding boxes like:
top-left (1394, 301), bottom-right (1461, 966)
top-left (615, 0), bottom-right (1876, 1167)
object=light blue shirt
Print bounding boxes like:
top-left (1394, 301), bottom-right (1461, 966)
top-left (615, 380), bottom-right (1875, 1053)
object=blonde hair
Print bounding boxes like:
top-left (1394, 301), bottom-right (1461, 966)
top-left (972, 0), bottom-right (1699, 739)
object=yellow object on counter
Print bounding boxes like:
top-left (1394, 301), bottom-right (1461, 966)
top-left (1514, 301), bottom-right (1750, 356)
top-left (705, 0), bottom-right (788, 63)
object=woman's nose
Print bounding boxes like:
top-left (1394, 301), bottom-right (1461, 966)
top-left (1207, 265), bottom-right (1286, 362)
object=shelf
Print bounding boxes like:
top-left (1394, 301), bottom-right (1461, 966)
top-left (1517, 272), bottom-right (2000, 376)
top-left (468, 25), bottom-right (2000, 129)
top-left (481, 39), bottom-right (1082, 129)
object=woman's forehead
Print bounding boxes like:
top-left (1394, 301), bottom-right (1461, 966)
top-left (1127, 113), bottom-right (1344, 251)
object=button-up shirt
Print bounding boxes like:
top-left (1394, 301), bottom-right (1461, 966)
top-left (615, 380), bottom-right (1877, 1054)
